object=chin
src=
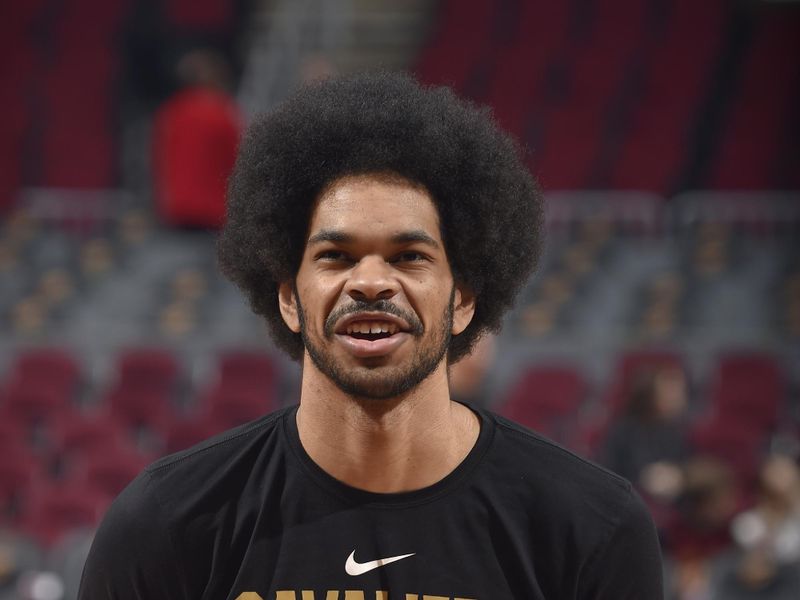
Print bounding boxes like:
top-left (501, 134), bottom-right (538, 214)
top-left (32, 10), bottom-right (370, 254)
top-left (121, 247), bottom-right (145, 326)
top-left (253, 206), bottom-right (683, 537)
top-left (332, 368), bottom-right (422, 401)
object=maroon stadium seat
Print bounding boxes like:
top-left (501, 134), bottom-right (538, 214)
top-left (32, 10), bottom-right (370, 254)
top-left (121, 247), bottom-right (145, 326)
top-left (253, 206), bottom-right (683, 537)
top-left (0, 449), bottom-right (44, 526)
top-left (216, 349), bottom-right (279, 394)
top-left (19, 481), bottom-right (109, 547)
top-left (415, 0), bottom-right (497, 92)
top-left (115, 347), bottom-right (180, 394)
top-left (499, 364), bottom-right (587, 442)
top-left (688, 417), bottom-right (764, 488)
top-left (707, 352), bottom-right (786, 433)
top-left (0, 383), bottom-right (71, 430)
top-left (48, 409), bottom-right (130, 460)
top-left (709, 12), bottom-right (800, 189)
top-left (160, 415), bottom-right (222, 455)
top-left (102, 388), bottom-right (175, 435)
top-left (200, 383), bottom-right (276, 430)
top-left (8, 348), bottom-right (81, 399)
top-left (74, 449), bottom-right (149, 499)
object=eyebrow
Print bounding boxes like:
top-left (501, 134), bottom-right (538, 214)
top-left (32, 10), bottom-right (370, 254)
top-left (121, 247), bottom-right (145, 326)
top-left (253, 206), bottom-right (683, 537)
top-left (307, 229), bottom-right (441, 249)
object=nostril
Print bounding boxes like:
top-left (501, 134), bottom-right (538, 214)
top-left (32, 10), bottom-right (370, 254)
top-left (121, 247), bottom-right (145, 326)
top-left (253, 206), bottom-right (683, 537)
top-left (347, 288), bottom-right (395, 302)
top-left (347, 289), bottom-right (369, 303)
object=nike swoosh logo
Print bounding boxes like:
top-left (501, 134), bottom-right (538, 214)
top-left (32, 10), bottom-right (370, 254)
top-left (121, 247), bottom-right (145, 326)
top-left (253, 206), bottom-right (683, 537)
top-left (345, 550), bottom-right (416, 576)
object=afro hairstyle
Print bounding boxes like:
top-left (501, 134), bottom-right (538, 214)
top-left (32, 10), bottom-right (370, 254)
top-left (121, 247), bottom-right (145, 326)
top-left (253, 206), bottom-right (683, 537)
top-left (218, 71), bottom-right (544, 363)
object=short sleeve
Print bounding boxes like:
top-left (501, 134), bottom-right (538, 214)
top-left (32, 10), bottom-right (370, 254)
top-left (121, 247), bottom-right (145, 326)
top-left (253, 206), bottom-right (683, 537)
top-left (578, 488), bottom-right (664, 599)
top-left (78, 472), bottom-right (188, 600)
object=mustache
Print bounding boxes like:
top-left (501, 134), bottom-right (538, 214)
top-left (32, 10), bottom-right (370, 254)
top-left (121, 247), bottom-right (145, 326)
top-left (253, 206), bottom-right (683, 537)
top-left (324, 299), bottom-right (424, 337)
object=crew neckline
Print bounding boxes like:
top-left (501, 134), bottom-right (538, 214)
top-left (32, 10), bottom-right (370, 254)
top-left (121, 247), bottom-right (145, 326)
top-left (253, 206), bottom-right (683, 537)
top-left (282, 402), bottom-right (495, 508)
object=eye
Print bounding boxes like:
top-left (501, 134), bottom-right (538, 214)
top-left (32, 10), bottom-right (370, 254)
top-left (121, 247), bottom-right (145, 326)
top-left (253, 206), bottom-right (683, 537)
top-left (316, 250), bottom-right (352, 262)
top-left (390, 251), bottom-right (427, 264)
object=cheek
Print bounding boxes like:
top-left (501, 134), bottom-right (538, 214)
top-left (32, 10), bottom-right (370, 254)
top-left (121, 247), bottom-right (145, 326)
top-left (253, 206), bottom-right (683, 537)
top-left (405, 280), bottom-right (451, 322)
top-left (299, 277), bottom-right (345, 324)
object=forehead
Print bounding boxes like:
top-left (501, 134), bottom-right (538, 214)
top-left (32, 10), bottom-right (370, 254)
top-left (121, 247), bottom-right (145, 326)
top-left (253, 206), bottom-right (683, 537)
top-left (307, 174), bottom-right (441, 239)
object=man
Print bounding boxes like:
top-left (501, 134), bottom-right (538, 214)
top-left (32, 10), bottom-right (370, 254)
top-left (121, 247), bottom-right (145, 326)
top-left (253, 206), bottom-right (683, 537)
top-left (79, 72), bottom-right (663, 599)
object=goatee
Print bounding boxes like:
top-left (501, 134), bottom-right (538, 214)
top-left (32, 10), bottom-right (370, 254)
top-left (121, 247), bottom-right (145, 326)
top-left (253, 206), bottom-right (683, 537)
top-left (295, 287), bottom-right (454, 400)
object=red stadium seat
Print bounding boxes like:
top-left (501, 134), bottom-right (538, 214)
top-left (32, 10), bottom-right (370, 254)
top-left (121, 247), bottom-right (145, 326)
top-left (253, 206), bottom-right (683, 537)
top-left (39, 0), bottom-right (130, 188)
top-left (0, 419), bottom-right (28, 452)
top-left (217, 349), bottom-right (278, 391)
top-left (48, 409), bottom-right (130, 460)
top-left (160, 415), bottom-right (222, 455)
top-left (688, 418), bottom-right (764, 488)
top-left (7, 348), bottom-right (81, 399)
top-left (102, 388), bottom-right (175, 435)
top-left (0, 450), bottom-right (45, 526)
top-left (709, 12), bottom-right (800, 189)
top-left (499, 364), bottom-right (587, 442)
top-left (165, 0), bottom-right (234, 30)
top-left (707, 353), bottom-right (786, 433)
top-left (415, 0), bottom-right (497, 92)
top-left (74, 450), bottom-right (149, 499)
top-left (115, 348), bottom-right (180, 394)
top-left (608, 0), bottom-right (726, 192)
top-left (0, 384), bottom-right (71, 429)
top-left (201, 383), bottom-right (276, 430)
top-left (19, 481), bottom-right (109, 547)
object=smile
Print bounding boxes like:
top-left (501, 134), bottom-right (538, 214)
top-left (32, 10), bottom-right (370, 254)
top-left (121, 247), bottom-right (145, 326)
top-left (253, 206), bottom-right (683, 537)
top-left (334, 314), bottom-right (412, 357)
top-left (345, 320), bottom-right (400, 338)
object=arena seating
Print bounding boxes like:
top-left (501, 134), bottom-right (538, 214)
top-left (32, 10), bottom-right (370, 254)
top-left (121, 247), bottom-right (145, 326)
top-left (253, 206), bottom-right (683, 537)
top-left (709, 11), bottom-right (800, 189)
top-left (40, 0), bottom-right (131, 188)
top-left (415, 0), bottom-right (497, 93)
top-left (8, 348), bottom-right (81, 400)
top-left (415, 0), bottom-right (800, 192)
top-left (498, 365), bottom-right (587, 445)
top-left (1, 1), bottom-right (798, 595)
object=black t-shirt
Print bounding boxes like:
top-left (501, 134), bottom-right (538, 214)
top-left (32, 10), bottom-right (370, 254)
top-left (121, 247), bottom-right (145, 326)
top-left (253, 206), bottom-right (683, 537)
top-left (78, 405), bottom-right (663, 599)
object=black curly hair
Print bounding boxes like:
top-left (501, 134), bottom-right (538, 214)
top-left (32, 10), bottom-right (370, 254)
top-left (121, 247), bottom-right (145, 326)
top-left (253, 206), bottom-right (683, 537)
top-left (218, 71), bottom-right (544, 363)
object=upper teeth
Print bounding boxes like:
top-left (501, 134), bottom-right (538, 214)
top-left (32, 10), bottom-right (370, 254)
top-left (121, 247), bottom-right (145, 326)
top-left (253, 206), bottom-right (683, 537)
top-left (346, 321), bottom-right (399, 335)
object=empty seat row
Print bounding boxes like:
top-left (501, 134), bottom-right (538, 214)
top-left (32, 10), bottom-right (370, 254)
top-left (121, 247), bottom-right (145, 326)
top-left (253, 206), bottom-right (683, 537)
top-left (415, 0), bottom-right (800, 192)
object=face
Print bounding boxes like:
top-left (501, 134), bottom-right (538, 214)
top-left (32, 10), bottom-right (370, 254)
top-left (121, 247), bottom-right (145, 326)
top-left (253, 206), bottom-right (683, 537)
top-left (279, 174), bottom-right (474, 400)
top-left (653, 368), bottom-right (687, 418)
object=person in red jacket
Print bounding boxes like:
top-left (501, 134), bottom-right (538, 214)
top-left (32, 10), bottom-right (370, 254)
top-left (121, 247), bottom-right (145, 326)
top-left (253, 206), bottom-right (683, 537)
top-left (152, 49), bottom-right (242, 229)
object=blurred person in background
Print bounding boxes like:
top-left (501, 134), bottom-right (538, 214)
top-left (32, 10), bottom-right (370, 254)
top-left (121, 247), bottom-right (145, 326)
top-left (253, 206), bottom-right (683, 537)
top-left (602, 365), bottom-right (690, 502)
top-left (0, 530), bottom-right (42, 600)
top-left (151, 48), bottom-right (242, 229)
top-left (704, 454), bottom-right (800, 599)
top-left (666, 457), bottom-right (740, 600)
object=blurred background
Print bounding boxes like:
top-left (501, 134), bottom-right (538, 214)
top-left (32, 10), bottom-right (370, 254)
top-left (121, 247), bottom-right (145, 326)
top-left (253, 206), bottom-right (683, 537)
top-left (1, 0), bottom-right (799, 598)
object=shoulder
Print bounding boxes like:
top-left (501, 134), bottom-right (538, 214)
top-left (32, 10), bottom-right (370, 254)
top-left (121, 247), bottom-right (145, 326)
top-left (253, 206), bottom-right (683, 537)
top-left (137, 407), bottom-right (291, 522)
top-left (478, 411), bottom-right (654, 547)
top-left (479, 411), bottom-right (663, 597)
top-left (485, 411), bottom-right (634, 503)
top-left (146, 407), bottom-right (289, 481)
top-left (78, 408), bottom-right (293, 599)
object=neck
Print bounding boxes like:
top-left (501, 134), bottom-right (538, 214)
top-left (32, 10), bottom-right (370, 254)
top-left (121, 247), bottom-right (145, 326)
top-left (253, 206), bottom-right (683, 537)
top-left (295, 355), bottom-right (480, 493)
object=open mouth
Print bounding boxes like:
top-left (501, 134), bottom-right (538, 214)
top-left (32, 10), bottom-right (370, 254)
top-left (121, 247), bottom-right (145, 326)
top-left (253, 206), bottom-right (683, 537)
top-left (330, 312), bottom-right (415, 357)
top-left (343, 320), bottom-right (401, 341)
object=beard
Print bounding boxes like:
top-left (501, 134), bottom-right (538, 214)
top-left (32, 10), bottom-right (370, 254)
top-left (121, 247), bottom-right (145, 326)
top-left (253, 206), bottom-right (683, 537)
top-left (296, 288), bottom-right (454, 400)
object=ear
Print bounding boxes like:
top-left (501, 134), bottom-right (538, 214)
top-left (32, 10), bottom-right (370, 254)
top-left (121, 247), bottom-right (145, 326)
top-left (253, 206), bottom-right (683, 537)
top-left (278, 281), bottom-right (301, 333)
top-left (451, 283), bottom-right (476, 336)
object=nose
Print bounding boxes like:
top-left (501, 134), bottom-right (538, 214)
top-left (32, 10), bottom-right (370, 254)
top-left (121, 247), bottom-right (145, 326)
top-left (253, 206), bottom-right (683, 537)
top-left (344, 255), bottom-right (398, 302)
